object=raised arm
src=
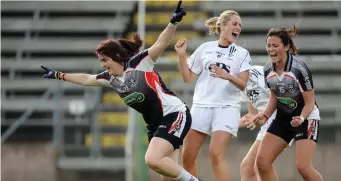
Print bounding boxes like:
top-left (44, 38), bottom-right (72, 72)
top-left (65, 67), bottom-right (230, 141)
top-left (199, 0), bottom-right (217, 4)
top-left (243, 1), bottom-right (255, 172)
top-left (148, 0), bottom-right (186, 62)
top-left (41, 66), bottom-right (101, 86)
top-left (174, 39), bottom-right (197, 83)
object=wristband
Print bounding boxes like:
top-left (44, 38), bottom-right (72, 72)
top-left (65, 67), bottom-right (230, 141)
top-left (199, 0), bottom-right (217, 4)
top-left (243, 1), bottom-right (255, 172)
top-left (263, 113), bottom-right (269, 121)
top-left (168, 22), bottom-right (178, 28)
top-left (55, 71), bottom-right (61, 80)
top-left (61, 73), bottom-right (66, 81)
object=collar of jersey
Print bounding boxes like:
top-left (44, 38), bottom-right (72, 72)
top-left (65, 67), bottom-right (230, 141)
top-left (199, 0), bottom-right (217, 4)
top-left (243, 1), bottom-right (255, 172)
top-left (217, 41), bottom-right (235, 48)
top-left (113, 68), bottom-right (133, 82)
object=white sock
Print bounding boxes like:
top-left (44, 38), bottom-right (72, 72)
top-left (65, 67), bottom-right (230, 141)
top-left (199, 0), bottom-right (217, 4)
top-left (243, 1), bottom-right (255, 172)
top-left (175, 167), bottom-right (199, 181)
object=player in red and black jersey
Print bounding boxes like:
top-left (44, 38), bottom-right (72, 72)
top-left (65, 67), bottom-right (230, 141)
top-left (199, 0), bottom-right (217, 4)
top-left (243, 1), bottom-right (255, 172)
top-left (41, 2), bottom-right (202, 181)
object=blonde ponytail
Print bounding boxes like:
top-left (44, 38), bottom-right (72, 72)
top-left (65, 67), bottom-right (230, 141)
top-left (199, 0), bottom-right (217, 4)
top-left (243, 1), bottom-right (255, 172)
top-left (205, 10), bottom-right (239, 36)
top-left (205, 17), bottom-right (219, 36)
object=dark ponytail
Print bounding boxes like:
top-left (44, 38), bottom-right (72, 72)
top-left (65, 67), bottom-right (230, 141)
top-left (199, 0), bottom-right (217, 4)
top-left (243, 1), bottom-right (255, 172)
top-left (96, 33), bottom-right (144, 64)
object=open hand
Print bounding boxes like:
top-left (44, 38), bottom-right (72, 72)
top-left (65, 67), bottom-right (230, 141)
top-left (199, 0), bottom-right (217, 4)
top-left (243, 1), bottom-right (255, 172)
top-left (239, 114), bottom-right (254, 128)
top-left (245, 112), bottom-right (267, 130)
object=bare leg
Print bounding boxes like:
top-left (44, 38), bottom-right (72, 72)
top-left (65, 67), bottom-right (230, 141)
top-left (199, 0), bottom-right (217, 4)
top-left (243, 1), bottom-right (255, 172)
top-left (181, 129), bottom-right (207, 177)
top-left (240, 140), bottom-right (261, 181)
top-left (145, 137), bottom-right (199, 181)
top-left (295, 139), bottom-right (323, 181)
top-left (209, 130), bottom-right (232, 181)
top-left (161, 149), bottom-right (180, 181)
top-left (256, 133), bottom-right (287, 181)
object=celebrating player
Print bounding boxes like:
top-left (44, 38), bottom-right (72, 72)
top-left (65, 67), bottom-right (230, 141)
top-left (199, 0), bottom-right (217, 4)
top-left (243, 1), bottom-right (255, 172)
top-left (175, 10), bottom-right (251, 181)
top-left (41, 2), bottom-right (203, 181)
top-left (246, 25), bottom-right (323, 181)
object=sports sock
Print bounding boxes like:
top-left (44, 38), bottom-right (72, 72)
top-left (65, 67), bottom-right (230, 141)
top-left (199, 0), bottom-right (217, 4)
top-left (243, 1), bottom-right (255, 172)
top-left (175, 167), bottom-right (199, 181)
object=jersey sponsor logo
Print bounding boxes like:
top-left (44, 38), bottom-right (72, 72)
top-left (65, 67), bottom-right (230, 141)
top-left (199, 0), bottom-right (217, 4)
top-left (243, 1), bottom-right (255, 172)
top-left (207, 62), bottom-right (230, 73)
top-left (122, 92), bottom-right (145, 105)
top-left (277, 97), bottom-right (297, 109)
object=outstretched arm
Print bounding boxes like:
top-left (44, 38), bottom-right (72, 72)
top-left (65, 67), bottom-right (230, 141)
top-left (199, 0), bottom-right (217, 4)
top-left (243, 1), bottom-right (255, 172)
top-left (41, 66), bottom-right (101, 86)
top-left (62, 73), bottom-right (100, 86)
top-left (148, 0), bottom-right (186, 62)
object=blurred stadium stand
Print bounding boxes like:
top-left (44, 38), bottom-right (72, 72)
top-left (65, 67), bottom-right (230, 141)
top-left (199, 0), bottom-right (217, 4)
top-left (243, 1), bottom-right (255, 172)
top-left (1, 1), bottom-right (135, 181)
top-left (1, 1), bottom-right (341, 181)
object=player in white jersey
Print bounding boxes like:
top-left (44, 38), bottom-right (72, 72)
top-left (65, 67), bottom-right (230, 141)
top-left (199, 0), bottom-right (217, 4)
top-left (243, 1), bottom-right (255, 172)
top-left (238, 65), bottom-right (277, 181)
top-left (175, 10), bottom-right (251, 181)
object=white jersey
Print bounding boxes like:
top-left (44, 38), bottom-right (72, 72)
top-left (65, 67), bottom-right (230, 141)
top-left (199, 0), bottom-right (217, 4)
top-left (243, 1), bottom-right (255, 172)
top-left (187, 41), bottom-right (252, 108)
top-left (241, 66), bottom-right (270, 111)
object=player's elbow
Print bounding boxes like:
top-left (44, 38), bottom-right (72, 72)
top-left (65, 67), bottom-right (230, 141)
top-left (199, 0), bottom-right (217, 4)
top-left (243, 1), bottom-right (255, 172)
top-left (242, 84), bottom-right (247, 90)
top-left (183, 78), bottom-right (191, 83)
top-left (239, 82), bottom-right (247, 91)
top-left (183, 76), bottom-right (193, 83)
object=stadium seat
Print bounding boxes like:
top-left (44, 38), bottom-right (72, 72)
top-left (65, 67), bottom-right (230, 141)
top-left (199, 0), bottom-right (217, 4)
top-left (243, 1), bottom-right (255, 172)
top-left (1, 18), bottom-right (129, 32)
top-left (128, 31), bottom-right (200, 47)
top-left (146, 1), bottom-right (201, 7)
top-left (102, 92), bottom-right (124, 105)
top-left (134, 11), bottom-right (207, 26)
top-left (200, 1), bottom-right (341, 12)
top-left (1, 1), bottom-right (134, 12)
top-left (98, 112), bottom-right (128, 126)
top-left (186, 35), bottom-right (341, 52)
top-left (158, 71), bottom-right (183, 84)
top-left (85, 133), bottom-right (126, 148)
top-left (1, 58), bottom-right (100, 71)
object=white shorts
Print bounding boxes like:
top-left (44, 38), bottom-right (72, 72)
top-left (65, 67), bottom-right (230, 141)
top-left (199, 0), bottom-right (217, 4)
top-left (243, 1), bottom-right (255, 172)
top-left (256, 112), bottom-right (276, 141)
top-left (190, 105), bottom-right (240, 137)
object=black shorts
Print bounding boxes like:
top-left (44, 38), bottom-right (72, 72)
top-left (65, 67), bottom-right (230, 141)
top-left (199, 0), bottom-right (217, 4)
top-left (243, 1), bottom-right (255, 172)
top-left (267, 118), bottom-right (319, 144)
top-left (147, 107), bottom-right (191, 150)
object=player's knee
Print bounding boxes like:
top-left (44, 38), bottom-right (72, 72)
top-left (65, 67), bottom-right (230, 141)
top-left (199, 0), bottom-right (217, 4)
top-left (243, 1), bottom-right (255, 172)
top-left (182, 148), bottom-right (196, 166)
top-left (209, 148), bottom-right (224, 165)
top-left (145, 154), bottom-right (160, 171)
top-left (240, 159), bottom-right (256, 176)
top-left (182, 155), bottom-right (196, 169)
top-left (256, 155), bottom-right (271, 173)
top-left (296, 161), bottom-right (311, 176)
